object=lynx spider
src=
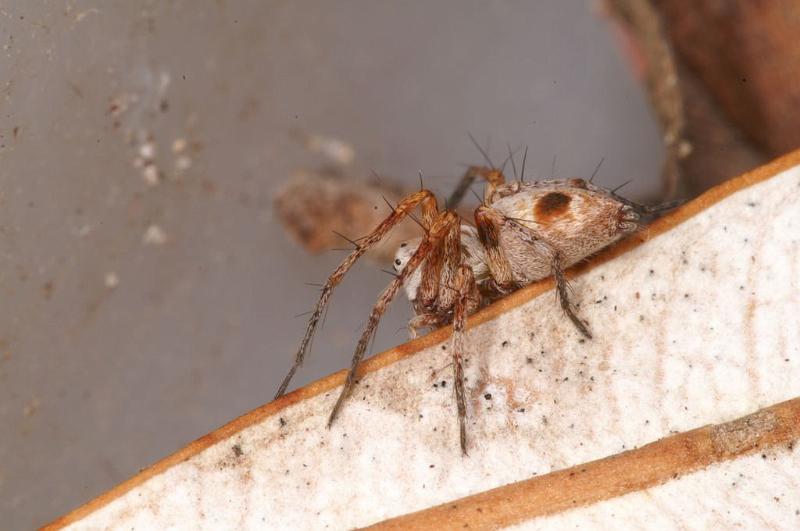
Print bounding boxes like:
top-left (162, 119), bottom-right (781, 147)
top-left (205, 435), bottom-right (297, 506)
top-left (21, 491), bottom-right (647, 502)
top-left (275, 142), bottom-right (677, 454)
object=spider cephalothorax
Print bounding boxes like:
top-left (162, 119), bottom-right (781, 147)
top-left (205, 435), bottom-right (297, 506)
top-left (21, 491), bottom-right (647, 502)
top-left (275, 157), bottom-right (676, 454)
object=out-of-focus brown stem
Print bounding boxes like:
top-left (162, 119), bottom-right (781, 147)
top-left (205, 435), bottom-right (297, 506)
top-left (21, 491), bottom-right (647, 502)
top-left (604, 0), bottom-right (800, 196)
top-left (605, 0), bottom-right (688, 199)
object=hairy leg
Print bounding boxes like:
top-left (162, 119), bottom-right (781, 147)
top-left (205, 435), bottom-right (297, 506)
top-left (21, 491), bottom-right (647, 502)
top-left (451, 264), bottom-right (479, 455)
top-left (447, 166), bottom-right (506, 210)
top-left (275, 190), bottom-right (439, 399)
top-left (498, 216), bottom-right (592, 339)
top-left (407, 313), bottom-right (442, 339)
top-left (475, 205), bottom-right (516, 293)
top-left (417, 230), bottom-right (445, 311)
top-left (328, 211), bottom-right (462, 425)
top-left (552, 254), bottom-right (592, 339)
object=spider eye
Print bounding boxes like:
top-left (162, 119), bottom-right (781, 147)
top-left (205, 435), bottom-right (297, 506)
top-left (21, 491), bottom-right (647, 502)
top-left (395, 259), bottom-right (402, 266)
top-left (400, 243), bottom-right (407, 248)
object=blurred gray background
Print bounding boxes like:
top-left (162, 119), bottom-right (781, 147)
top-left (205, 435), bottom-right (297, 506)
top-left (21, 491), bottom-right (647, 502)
top-left (0, 1), bottom-right (662, 529)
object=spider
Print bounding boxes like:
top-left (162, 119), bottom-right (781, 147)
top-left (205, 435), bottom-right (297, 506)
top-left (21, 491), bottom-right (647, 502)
top-left (274, 144), bottom-right (677, 455)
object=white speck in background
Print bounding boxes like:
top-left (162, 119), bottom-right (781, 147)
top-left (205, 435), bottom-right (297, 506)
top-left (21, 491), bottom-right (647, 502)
top-left (142, 225), bottom-right (168, 246)
top-left (104, 272), bottom-right (119, 289)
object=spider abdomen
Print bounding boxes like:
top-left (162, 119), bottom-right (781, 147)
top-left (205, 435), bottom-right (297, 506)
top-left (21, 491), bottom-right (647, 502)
top-left (491, 184), bottom-right (640, 283)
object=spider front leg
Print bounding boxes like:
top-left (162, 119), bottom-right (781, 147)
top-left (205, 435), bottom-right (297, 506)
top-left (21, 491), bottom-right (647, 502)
top-left (475, 205), bottom-right (517, 293)
top-left (407, 313), bottom-right (442, 339)
top-left (327, 211), bottom-right (462, 426)
top-left (275, 190), bottom-right (439, 399)
top-left (451, 264), bottom-right (479, 455)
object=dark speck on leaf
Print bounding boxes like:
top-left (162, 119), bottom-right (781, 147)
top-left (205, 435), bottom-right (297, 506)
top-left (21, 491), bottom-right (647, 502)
top-left (279, 417), bottom-right (287, 427)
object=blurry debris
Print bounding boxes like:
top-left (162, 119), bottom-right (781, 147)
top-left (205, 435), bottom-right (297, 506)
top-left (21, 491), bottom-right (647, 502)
top-left (23, 398), bottom-right (40, 418)
top-left (174, 155), bottom-right (192, 172)
top-left (104, 272), bottom-right (119, 289)
top-left (138, 140), bottom-right (156, 160)
top-left (171, 137), bottom-right (194, 173)
top-left (108, 70), bottom-right (196, 185)
top-left (274, 169), bottom-right (417, 264)
top-left (142, 163), bottom-right (160, 186)
top-left (172, 138), bottom-right (188, 153)
top-left (156, 72), bottom-right (171, 98)
top-left (74, 8), bottom-right (99, 23)
top-left (108, 93), bottom-right (138, 118)
top-left (42, 281), bottom-right (55, 300)
top-left (132, 131), bottom-right (162, 186)
top-left (142, 224), bottom-right (168, 246)
top-left (292, 130), bottom-right (356, 166)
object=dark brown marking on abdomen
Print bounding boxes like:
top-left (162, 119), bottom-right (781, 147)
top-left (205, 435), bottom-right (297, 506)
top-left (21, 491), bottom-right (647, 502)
top-left (535, 192), bottom-right (572, 222)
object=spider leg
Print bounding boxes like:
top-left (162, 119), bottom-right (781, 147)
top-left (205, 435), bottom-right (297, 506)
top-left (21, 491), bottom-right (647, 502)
top-left (447, 165), bottom-right (506, 210)
top-left (475, 205), bottom-right (516, 293)
top-left (552, 254), bottom-right (592, 339)
top-left (452, 264), bottom-right (479, 455)
top-left (417, 230), bottom-right (445, 310)
top-left (275, 190), bottom-right (439, 399)
top-left (501, 217), bottom-right (592, 339)
top-left (408, 313), bottom-right (442, 339)
top-left (423, 217), bottom-right (481, 454)
top-left (327, 211), bottom-right (461, 426)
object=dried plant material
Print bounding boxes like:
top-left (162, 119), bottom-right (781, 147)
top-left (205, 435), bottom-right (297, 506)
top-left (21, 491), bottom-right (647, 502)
top-left (604, 0), bottom-right (688, 198)
top-left (604, 0), bottom-right (800, 196)
top-left (274, 169), bottom-right (418, 263)
top-left (45, 151), bottom-right (800, 530)
top-left (658, 0), bottom-right (800, 155)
